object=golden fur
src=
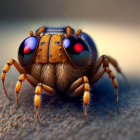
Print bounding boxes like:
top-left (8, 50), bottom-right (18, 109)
top-left (30, 63), bottom-right (89, 92)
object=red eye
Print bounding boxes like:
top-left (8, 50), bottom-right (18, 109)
top-left (74, 43), bottom-right (83, 53)
top-left (63, 36), bottom-right (91, 67)
top-left (23, 46), bottom-right (31, 54)
top-left (18, 36), bottom-right (38, 67)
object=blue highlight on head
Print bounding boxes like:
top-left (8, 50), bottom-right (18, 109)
top-left (24, 37), bottom-right (37, 51)
top-left (63, 38), bottom-right (70, 49)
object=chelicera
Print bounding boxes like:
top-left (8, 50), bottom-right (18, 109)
top-left (1, 26), bottom-right (129, 123)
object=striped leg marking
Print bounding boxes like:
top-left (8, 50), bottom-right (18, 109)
top-left (69, 76), bottom-right (90, 121)
top-left (105, 67), bottom-right (119, 113)
top-left (83, 77), bottom-right (90, 121)
top-left (34, 83), bottom-right (55, 123)
top-left (90, 55), bottom-right (130, 88)
top-left (1, 59), bottom-right (25, 100)
top-left (15, 74), bottom-right (26, 106)
top-left (92, 67), bottom-right (119, 113)
top-left (15, 73), bottom-right (39, 106)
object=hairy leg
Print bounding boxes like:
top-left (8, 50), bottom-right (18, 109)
top-left (68, 76), bottom-right (90, 120)
top-left (15, 73), bottom-right (55, 106)
top-left (34, 83), bottom-right (55, 123)
top-left (15, 73), bottom-right (39, 106)
top-left (92, 67), bottom-right (119, 113)
top-left (90, 55), bottom-right (129, 88)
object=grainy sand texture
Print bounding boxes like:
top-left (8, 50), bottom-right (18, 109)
top-left (0, 76), bottom-right (140, 140)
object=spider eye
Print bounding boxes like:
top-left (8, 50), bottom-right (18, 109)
top-left (63, 36), bottom-right (91, 67)
top-left (74, 43), bottom-right (83, 53)
top-left (18, 36), bottom-right (38, 67)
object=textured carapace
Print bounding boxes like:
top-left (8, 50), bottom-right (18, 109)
top-left (18, 26), bottom-right (98, 68)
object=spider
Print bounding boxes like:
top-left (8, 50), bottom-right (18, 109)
top-left (1, 26), bottom-right (129, 123)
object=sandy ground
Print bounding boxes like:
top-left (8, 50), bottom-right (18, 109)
top-left (0, 75), bottom-right (140, 140)
top-left (0, 21), bottom-right (140, 140)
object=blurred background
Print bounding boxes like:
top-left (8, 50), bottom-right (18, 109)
top-left (0, 0), bottom-right (140, 79)
top-left (0, 1), bottom-right (140, 139)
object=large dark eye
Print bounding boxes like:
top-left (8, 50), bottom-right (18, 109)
top-left (63, 36), bottom-right (91, 67)
top-left (18, 36), bottom-right (38, 67)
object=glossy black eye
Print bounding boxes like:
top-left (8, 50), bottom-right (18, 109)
top-left (18, 36), bottom-right (38, 67)
top-left (63, 36), bottom-right (91, 67)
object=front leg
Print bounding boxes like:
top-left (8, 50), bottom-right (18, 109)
top-left (68, 76), bottom-right (90, 120)
top-left (15, 73), bottom-right (55, 106)
top-left (15, 74), bottom-right (55, 123)
top-left (34, 83), bottom-right (55, 123)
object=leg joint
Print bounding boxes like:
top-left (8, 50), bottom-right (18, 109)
top-left (38, 83), bottom-right (42, 87)
top-left (102, 55), bottom-right (107, 59)
top-left (84, 83), bottom-right (90, 91)
top-left (3, 70), bottom-right (6, 73)
top-left (83, 76), bottom-right (89, 83)
top-left (19, 79), bottom-right (22, 82)
top-left (7, 63), bottom-right (10, 66)
top-left (105, 67), bottom-right (111, 73)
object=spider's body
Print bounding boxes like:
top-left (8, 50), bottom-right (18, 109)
top-left (23, 31), bottom-right (97, 93)
top-left (1, 26), bottom-right (128, 122)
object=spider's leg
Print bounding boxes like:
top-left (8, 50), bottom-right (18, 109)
top-left (34, 83), bottom-right (55, 123)
top-left (1, 59), bottom-right (25, 100)
top-left (92, 67), bottom-right (119, 113)
top-left (34, 84), bottom-right (42, 123)
top-left (107, 56), bottom-right (130, 89)
top-left (15, 73), bottom-right (54, 106)
top-left (68, 76), bottom-right (90, 121)
top-left (15, 73), bottom-right (39, 106)
top-left (15, 74), bottom-right (26, 106)
top-left (90, 55), bottom-right (130, 88)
